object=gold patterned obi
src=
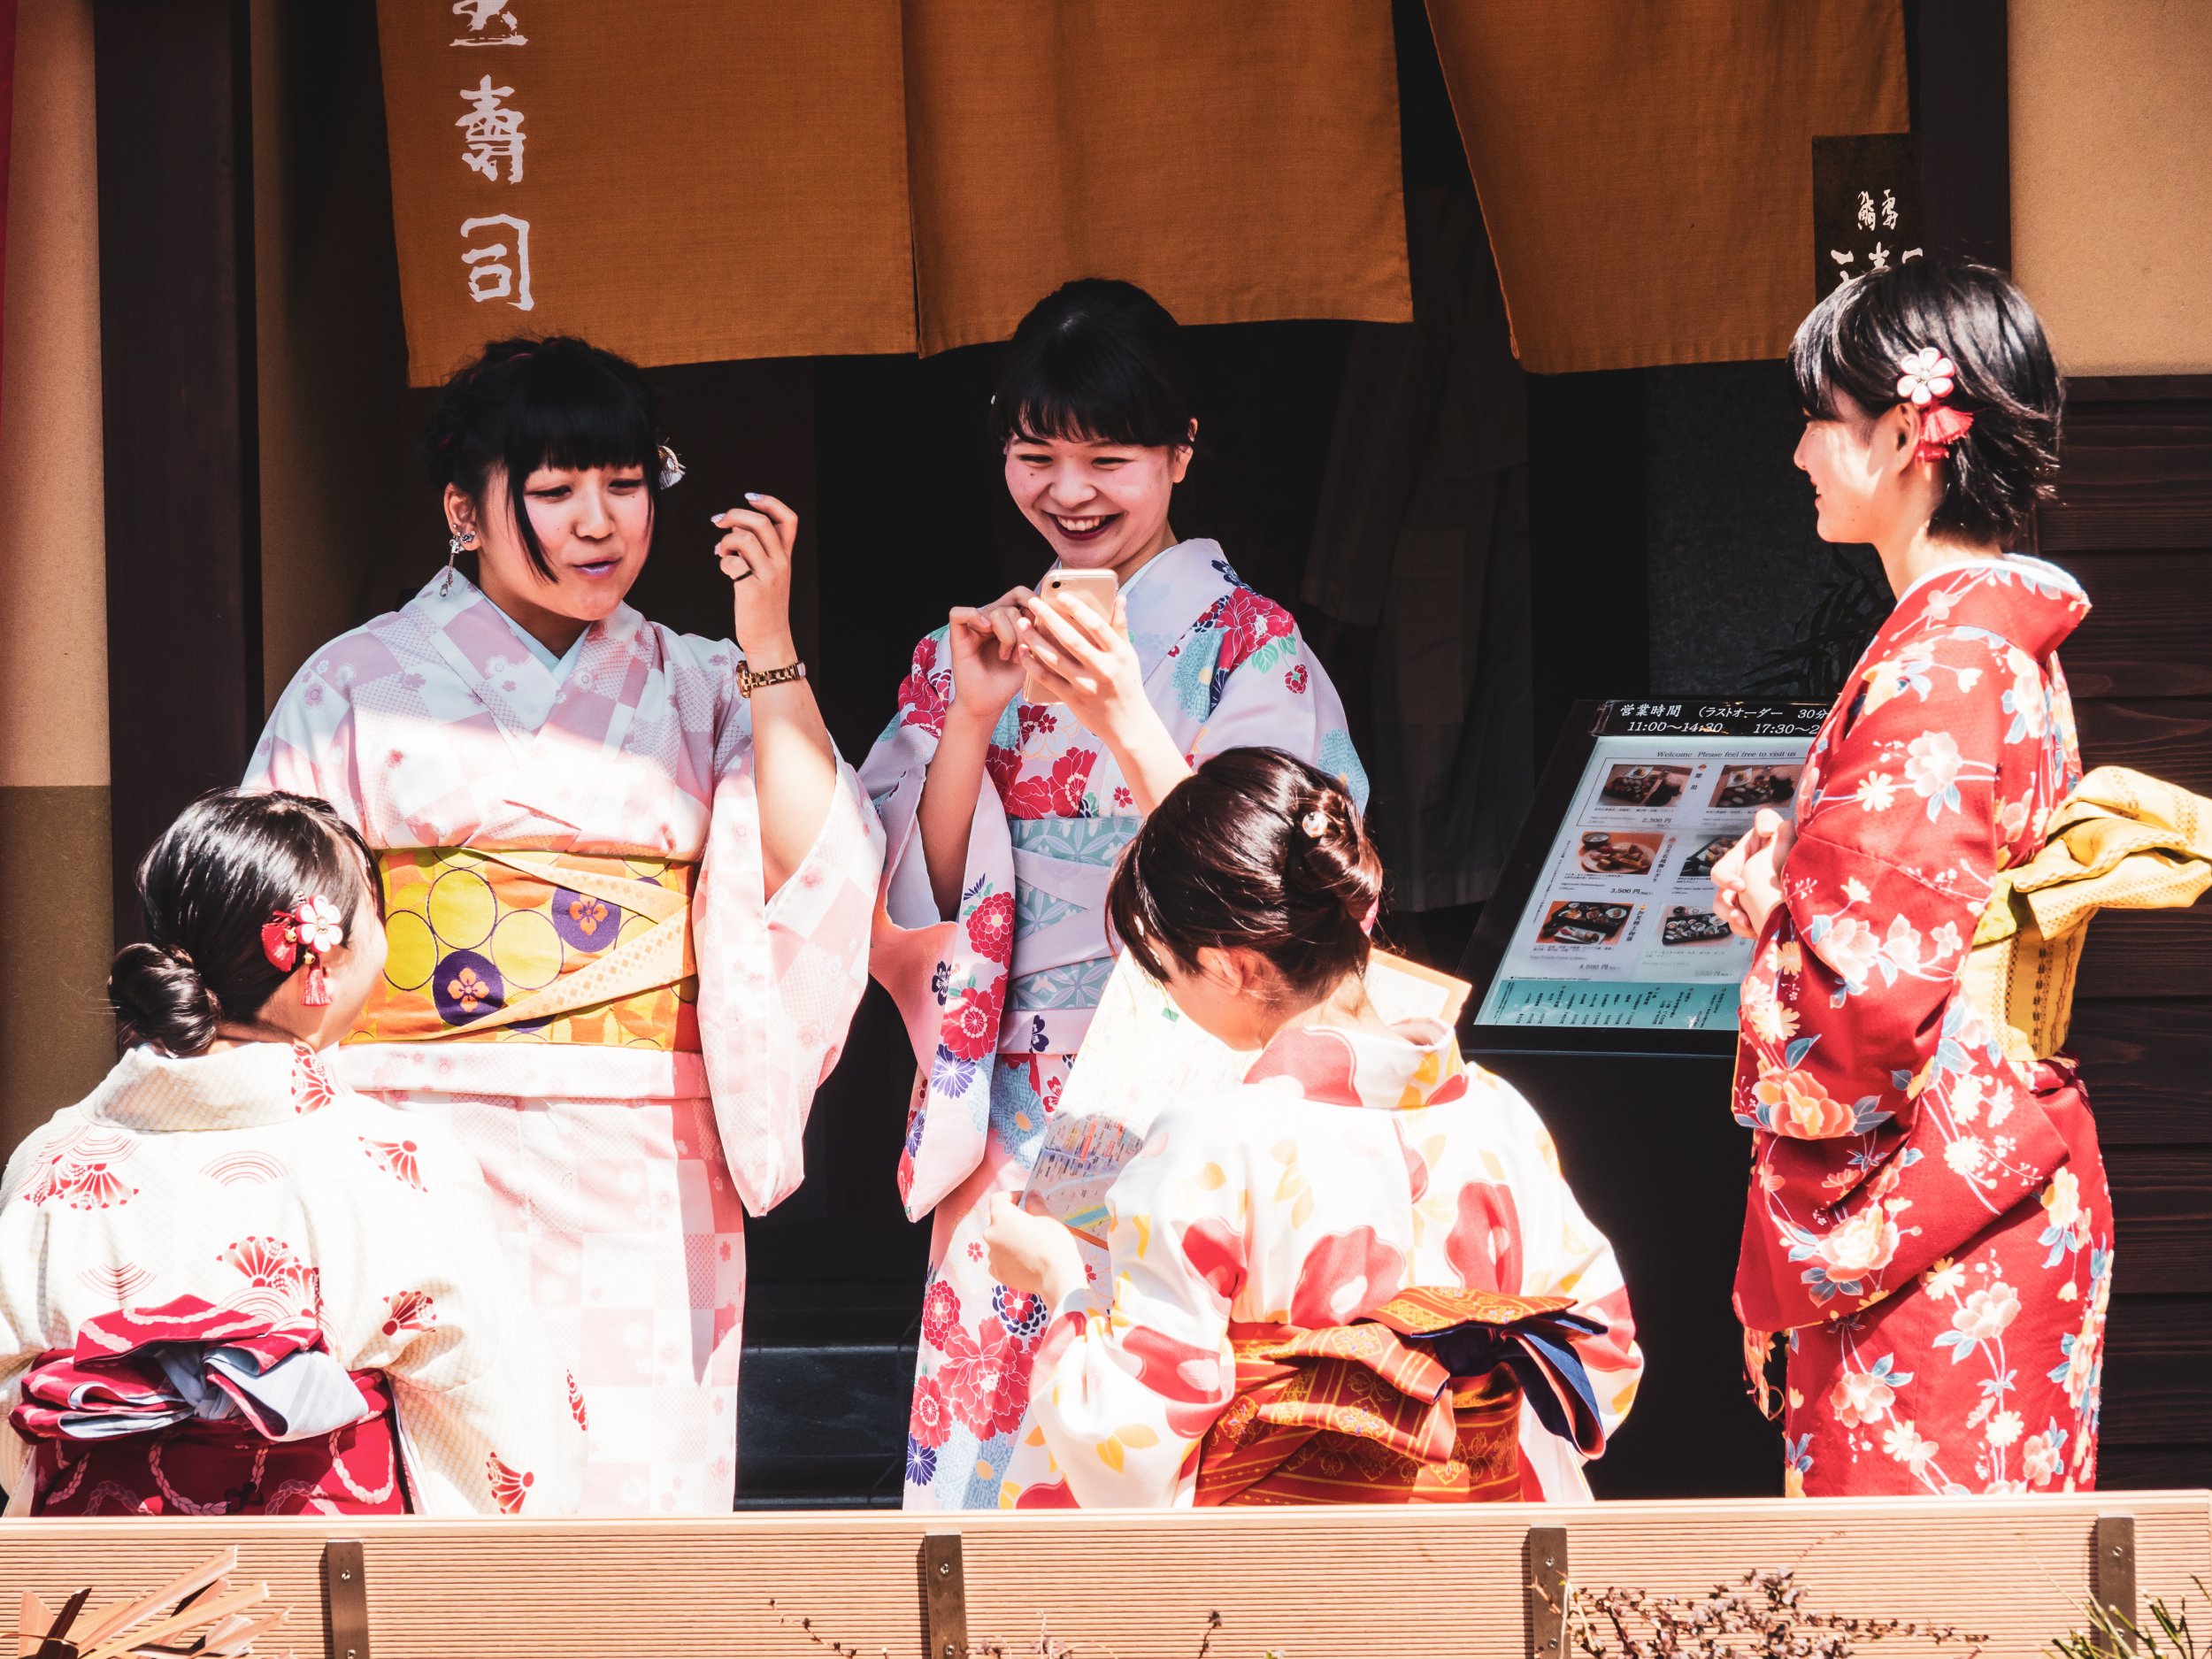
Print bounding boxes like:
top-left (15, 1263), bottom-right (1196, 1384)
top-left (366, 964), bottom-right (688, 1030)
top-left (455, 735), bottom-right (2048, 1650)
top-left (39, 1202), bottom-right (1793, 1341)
top-left (346, 847), bottom-right (700, 1051)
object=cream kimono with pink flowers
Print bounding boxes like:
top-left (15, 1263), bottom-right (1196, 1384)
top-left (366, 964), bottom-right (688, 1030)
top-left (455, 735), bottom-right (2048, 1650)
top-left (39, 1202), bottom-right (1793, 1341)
top-left (1008, 1020), bottom-right (1643, 1508)
top-left (0, 1042), bottom-right (584, 1517)
top-left (245, 573), bottom-right (883, 1514)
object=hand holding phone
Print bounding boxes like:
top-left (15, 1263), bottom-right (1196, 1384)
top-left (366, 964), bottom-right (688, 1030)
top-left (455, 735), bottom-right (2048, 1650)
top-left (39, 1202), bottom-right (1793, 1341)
top-left (1022, 569), bottom-right (1124, 705)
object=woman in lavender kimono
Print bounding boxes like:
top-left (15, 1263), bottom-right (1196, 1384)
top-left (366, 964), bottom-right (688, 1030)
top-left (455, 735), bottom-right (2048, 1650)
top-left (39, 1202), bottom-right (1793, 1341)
top-left (247, 338), bottom-right (884, 1514)
top-left (861, 280), bottom-right (1367, 1509)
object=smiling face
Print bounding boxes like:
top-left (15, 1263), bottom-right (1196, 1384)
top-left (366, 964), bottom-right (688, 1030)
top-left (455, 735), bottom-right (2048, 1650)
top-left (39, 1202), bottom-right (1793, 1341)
top-left (448, 462), bottom-right (653, 651)
top-left (1793, 388), bottom-right (1924, 548)
top-left (1002, 431), bottom-right (1192, 575)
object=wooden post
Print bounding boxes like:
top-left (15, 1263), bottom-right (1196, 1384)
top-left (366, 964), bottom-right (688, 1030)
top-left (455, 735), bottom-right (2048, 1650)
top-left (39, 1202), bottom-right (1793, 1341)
top-left (2090, 1513), bottom-right (2138, 1657)
top-left (921, 1531), bottom-right (969, 1659)
top-left (1525, 1525), bottom-right (1568, 1659)
top-left (93, 0), bottom-right (262, 941)
top-left (319, 1539), bottom-right (371, 1659)
top-left (1912, 0), bottom-right (2011, 271)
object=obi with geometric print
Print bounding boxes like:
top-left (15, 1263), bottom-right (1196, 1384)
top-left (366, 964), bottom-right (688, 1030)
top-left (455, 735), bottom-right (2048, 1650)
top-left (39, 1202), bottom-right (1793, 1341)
top-left (348, 846), bottom-right (700, 1050)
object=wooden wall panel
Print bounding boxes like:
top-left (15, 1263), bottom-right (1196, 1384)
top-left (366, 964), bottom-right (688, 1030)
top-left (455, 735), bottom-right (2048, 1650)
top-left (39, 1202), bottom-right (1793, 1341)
top-left (2051, 377), bottom-right (2212, 1490)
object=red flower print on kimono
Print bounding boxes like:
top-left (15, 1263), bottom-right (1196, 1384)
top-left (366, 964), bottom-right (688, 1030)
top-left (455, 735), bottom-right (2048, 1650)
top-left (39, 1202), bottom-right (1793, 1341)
top-left (289, 1045), bottom-right (335, 1114)
top-left (920, 1279), bottom-right (962, 1348)
top-left (486, 1453), bottom-right (535, 1514)
top-left (937, 1317), bottom-right (1034, 1439)
top-left (360, 1137), bottom-right (426, 1191)
top-left (1210, 587), bottom-right (1296, 676)
top-left (1180, 1216), bottom-right (1248, 1302)
top-left (567, 1371), bottom-right (590, 1430)
top-left (380, 1288), bottom-right (437, 1336)
top-left (1444, 1182), bottom-right (1525, 1292)
top-left (19, 1128), bottom-right (138, 1211)
top-left (941, 992), bottom-right (999, 1064)
top-left (999, 748), bottom-right (1097, 820)
top-left (1289, 1226), bottom-right (1404, 1328)
top-left (965, 891), bottom-right (1016, 960)
top-left (895, 635), bottom-right (950, 738)
top-left (1729, 557), bottom-right (2111, 1497)
top-left (909, 1371), bottom-right (955, 1449)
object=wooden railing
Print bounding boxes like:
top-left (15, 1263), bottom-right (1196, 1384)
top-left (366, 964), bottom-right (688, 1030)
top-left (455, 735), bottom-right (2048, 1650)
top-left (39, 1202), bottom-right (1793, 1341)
top-left (3, 1491), bottom-right (2205, 1658)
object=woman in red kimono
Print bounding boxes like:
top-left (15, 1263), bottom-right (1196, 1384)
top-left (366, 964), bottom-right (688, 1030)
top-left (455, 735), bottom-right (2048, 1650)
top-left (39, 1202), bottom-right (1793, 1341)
top-left (1715, 259), bottom-right (2109, 1496)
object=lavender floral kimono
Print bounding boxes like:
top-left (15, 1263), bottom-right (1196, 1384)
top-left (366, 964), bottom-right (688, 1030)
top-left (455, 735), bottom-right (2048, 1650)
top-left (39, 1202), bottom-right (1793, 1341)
top-left (860, 538), bottom-right (1366, 1509)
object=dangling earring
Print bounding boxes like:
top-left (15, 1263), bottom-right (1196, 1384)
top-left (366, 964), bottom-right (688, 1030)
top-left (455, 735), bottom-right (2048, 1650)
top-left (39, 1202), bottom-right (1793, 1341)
top-left (441, 526), bottom-right (474, 597)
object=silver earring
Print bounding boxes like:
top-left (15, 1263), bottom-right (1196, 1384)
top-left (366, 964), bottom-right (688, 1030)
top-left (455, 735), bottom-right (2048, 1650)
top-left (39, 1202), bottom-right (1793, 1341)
top-left (441, 528), bottom-right (474, 596)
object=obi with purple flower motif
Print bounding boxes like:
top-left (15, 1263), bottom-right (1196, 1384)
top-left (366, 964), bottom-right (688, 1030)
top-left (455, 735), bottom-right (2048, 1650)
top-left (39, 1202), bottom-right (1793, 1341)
top-left (348, 846), bottom-right (700, 1051)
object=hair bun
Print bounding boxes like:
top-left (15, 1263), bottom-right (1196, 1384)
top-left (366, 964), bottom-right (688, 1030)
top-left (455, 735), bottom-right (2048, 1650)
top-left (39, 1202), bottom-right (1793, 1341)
top-left (109, 941), bottom-right (221, 1056)
top-left (1287, 787), bottom-right (1384, 927)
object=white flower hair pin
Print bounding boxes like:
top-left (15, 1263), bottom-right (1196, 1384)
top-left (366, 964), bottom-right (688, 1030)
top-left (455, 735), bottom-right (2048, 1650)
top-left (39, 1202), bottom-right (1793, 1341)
top-left (657, 443), bottom-right (686, 488)
top-left (1897, 346), bottom-right (1975, 461)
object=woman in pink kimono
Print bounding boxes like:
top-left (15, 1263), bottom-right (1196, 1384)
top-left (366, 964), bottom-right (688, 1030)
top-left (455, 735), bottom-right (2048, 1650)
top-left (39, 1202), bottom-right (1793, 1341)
top-left (1714, 260), bottom-right (2110, 1495)
top-left (862, 281), bottom-right (1366, 1509)
top-left (983, 750), bottom-right (1640, 1507)
top-left (0, 791), bottom-right (583, 1516)
top-left (247, 338), bottom-right (884, 1514)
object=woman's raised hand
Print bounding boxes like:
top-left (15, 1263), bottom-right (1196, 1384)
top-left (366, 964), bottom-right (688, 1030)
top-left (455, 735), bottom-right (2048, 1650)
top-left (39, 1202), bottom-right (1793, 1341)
top-left (714, 494), bottom-right (801, 664)
top-left (946, 588), bottom-right (1034, 729)
top-left (1711, 809), bottom-right (1795, 940)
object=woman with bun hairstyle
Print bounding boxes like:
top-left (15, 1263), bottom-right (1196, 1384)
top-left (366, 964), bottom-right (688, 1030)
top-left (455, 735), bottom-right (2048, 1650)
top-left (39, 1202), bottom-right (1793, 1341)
top-left (245, 337), bottom-right (884, 1513)
top-left (981, 749), bottom-right (1640, 1508)
top-left (861, 281), bottom-right (1366, 1509)
top-left (1715, 258), bottom-right (2110, 1495)
top-left (0, 790), bottom-right (582, 1516)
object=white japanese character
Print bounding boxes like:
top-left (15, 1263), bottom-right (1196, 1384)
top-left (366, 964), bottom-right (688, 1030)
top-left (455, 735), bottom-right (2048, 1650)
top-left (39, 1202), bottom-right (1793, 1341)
top-left (460, 214), bottom-right (534, 311)
top-left (1855, 190), bottom-right (1877, 232)
top-left (457, 75), bottom-right (525, 182)
top-left (451, 1), bottom-right (526, 45)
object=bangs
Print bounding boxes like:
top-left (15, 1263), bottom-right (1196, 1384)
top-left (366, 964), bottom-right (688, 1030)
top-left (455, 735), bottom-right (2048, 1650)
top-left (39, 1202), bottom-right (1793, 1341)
top-left (1789, 283), bottom-right (1860, 420)
top-left (994, 337), bottom-right (1188, 449)
top-left (503, 349), bottom-right (659, 480)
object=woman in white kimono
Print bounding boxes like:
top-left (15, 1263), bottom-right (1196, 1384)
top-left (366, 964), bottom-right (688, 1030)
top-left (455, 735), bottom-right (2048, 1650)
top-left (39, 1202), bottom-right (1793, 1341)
top-left (246, 338), bottom-right (884, 1514)
top-left (862, 280), bottom-right (1367, 1509)
top-left (985, 750), bottom-right (1643, 1507)
top-left (0, 790), bottom-right (582, 1516)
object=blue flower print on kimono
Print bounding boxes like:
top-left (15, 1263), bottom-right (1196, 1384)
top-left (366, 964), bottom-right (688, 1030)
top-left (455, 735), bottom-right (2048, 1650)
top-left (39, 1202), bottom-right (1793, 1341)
top-left (1731, 557), bottom-right (2113, 1498)
top-left (858, 539), bottom-right (1367, 1510)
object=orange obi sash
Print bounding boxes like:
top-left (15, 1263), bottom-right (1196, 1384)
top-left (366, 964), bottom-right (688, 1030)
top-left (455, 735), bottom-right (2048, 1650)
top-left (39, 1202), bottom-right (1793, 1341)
top-left (1194, 1287), bottom-right (1604, 1507)
top-left (347, 847), bottom-right (700, 1051)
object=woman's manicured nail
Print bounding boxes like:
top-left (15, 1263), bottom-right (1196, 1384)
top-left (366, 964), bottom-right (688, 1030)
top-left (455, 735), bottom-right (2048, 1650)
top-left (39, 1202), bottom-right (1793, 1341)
top-left (743, 491), bottom-right (764, 502)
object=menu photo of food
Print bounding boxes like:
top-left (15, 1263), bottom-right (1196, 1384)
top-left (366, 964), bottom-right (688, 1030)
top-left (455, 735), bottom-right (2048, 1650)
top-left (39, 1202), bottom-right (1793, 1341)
top-left (1709, 763), bottom-right (1801, 810)
top-left (1536, 899), bottom-right (1634, 948)
top-left (1598, 762), bottom-right (1692, 809)
top-left (1576, 829), bottom-right (1665, 878)
top-left (1660, 905), bottom-right (1735, 948)
top-left (1676, 833), bottom-right (1738, 883)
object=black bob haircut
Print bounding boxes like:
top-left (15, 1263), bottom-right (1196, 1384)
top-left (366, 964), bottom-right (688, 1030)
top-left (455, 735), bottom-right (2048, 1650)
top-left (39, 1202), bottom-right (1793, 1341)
top-left (1790, 257), bottom-right (2062, 547)
top-left (421, 336), bottom-right (665, 582)
top-left (987, 278), bottom-right (1197, 452)
top-left (109, 789), bottom-right (379, 1056)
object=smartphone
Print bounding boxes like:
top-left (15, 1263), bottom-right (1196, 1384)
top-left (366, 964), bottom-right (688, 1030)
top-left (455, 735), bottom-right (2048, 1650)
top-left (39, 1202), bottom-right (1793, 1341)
top-left (1023, 568), bottom-right (1123, 704)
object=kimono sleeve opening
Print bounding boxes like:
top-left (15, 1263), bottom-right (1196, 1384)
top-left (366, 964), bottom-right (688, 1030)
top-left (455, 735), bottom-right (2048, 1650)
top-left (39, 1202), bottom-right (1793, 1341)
top-left (1028, 1113), bottom-right (1242, 1509)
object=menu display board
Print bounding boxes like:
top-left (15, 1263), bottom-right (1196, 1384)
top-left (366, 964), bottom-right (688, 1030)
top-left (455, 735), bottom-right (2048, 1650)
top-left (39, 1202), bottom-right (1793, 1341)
top-left (1472, 702), bottom-right (1824, 1033)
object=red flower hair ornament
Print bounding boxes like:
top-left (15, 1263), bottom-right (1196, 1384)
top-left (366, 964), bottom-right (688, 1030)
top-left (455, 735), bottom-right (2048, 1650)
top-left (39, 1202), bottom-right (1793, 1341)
top-left (1897, 346), bottom-right (1976, 463)
top-left (261, 895), bottom-right (345, 1008)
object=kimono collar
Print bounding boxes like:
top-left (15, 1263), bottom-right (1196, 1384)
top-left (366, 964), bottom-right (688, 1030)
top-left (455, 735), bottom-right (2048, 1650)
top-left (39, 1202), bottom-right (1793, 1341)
top-left (88, 1041), bottom-right (338, 1133)
top-left (1244, 1018), bottom-right (1470, 1112)
top-left (1106, 538), bottom-right (1234, 661)
top-left (1885, 554), bottom-right (2089, 662)
top-left (406, 570), bottom-right (647, 682)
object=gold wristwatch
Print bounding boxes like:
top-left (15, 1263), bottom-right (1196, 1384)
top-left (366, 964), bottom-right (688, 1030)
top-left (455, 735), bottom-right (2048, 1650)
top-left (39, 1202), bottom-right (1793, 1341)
top-left (735, 657), bottom-right (807, 699)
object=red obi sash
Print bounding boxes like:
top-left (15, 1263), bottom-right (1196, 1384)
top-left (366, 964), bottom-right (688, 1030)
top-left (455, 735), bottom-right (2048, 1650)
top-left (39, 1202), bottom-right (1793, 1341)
top-left (11, 1297), bottom-right (403, 1517)
top-left (1194, 1287), bottom-right (1606, 1507)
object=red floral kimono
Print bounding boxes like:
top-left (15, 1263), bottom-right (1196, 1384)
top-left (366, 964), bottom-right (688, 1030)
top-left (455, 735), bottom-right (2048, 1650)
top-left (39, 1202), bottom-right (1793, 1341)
top-left (1733, 556), bottom-right (2112, 1496)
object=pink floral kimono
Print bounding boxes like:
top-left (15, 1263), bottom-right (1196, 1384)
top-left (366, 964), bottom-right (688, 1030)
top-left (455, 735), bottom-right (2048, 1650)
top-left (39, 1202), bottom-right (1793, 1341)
top-left (246, 573), bottom-right (884, 1513)
top-left (1010, 1020), bottom-right (1642, 1508)
top-left (861, 540), bottom-right (1366, 1509)
top-left (0, 1042), bottom-right (583, 1516)
top-left (1733, 556), bottom-right (2112, 1496)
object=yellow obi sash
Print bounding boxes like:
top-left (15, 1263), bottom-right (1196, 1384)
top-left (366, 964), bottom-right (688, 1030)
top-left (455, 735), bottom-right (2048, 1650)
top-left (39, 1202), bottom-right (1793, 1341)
top-left (345, 847), bottom-right (700, 1051)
